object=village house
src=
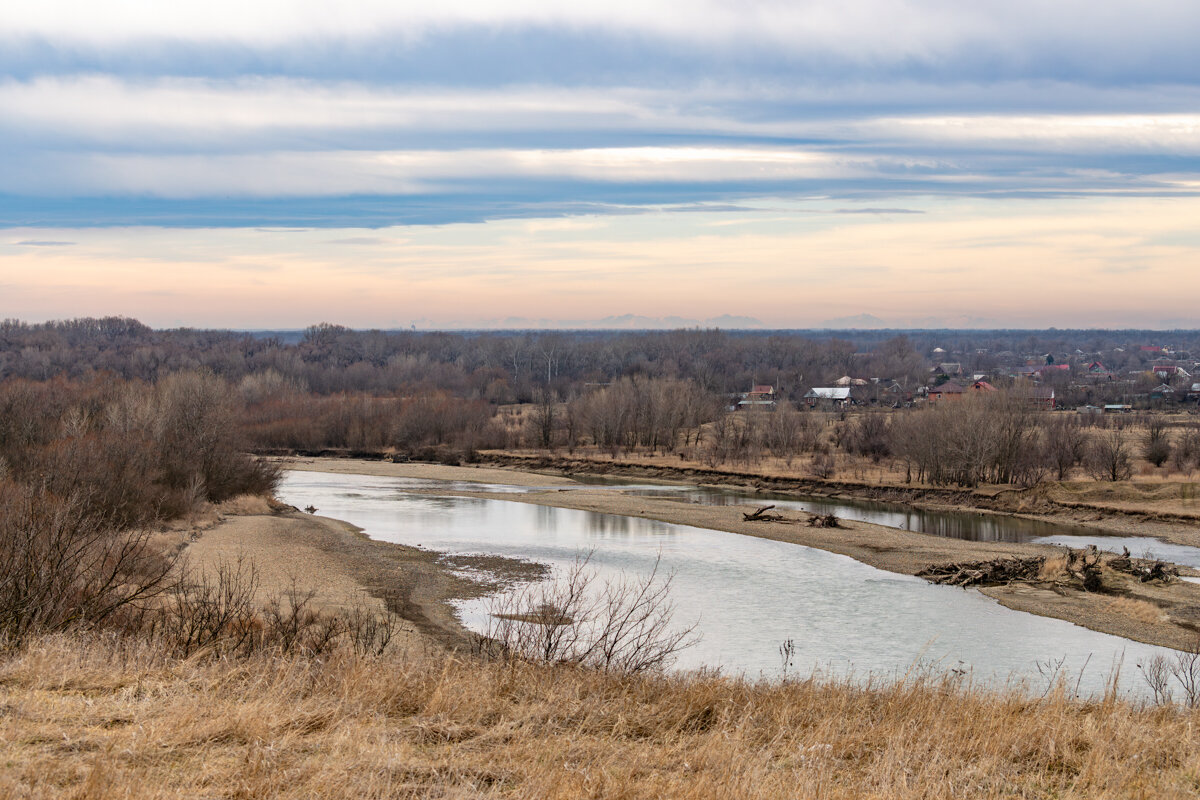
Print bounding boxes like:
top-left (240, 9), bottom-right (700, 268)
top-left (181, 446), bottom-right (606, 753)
top-left (803, 387), bottom-right (852, 409)
top-left (928, 381), bottom-right (965, 402)
top-left (737, 384), bottom-right (777, 410)
top-left (1150, 383), bottom-right (1176, 401)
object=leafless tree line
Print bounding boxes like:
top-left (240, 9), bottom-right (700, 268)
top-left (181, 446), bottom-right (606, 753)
top-left (544, 378), bottom-right (721, 456)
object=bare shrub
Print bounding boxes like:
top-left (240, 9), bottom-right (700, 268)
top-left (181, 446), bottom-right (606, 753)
top-left (0, 481), bottom-right (177, 645)
top-left (808, 452), bottom-right (836, 480)
top-left (844, 413), bottom-right (890, 463)
top-left (152, 560), bottom-right (401, 659)
top-left (1042, 416), bottom-right (1086, 480)
top-left (1142, 416), bottom-right (1172, 468)
top-left (262, 582), bottom-right (344, 657)
top-left (155, 556), bottom-right (261, 657)
top-left (483, 554), bottom-right (698, 674)
top-left (1087, 429), bottom-right (1133, 482)
top-left (1172, 426), bottom-right (1200, 475)
top-left (1139, 654), bottom-right (1173, 705)
top-left (1172, 642), bottom-right (1200, 708)
top-left (344, 601), bottom-right (401, 658)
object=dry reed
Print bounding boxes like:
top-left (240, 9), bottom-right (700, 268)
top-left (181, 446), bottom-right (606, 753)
top-left (2, 634), bottom-right (1199, 798)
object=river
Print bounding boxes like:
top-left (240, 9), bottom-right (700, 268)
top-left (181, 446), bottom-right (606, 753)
top-left (278, 470), bottom-right (1175, 699)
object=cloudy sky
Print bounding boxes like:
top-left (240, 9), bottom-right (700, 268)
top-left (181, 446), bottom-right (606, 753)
top-left (3, 1), bottom-right (1200, 329)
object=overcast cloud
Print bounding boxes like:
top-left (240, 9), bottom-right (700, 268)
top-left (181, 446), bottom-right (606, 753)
top-left (2, 2), bottom-right (1199, 327)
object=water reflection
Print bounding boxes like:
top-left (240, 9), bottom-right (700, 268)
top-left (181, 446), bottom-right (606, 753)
top-left (279, 470), bottom-right (1172, 699)
top-left (623, 486), bottom-right (1100, 543)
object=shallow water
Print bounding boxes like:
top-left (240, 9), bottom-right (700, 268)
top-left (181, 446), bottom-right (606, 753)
top-left (278, 471), bottom-right (1173, 699)
top-left (1034, 534), bottom-right (1200, 570)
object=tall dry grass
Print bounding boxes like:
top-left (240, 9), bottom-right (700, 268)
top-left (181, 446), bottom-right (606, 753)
top-left (2, 634), bottom-right (1199, 799)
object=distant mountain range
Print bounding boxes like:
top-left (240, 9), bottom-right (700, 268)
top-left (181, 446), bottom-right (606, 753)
top-left (441, 314), bottom-right (768, 330)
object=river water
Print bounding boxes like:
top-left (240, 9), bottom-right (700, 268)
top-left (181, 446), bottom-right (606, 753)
top-left (278, 471), bottom-right (1174, 699)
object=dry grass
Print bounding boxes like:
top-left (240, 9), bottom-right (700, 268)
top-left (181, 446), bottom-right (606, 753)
top-left (1038, 554), bottom-right (1070, 581)
top-left (1105, 595), bottom-right (1166, 625)
top-left (3, 635), bottom-right (1200, 798)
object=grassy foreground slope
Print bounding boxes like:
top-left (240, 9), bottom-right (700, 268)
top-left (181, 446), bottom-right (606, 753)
top-left (2, 635), bottom-right (1199, 799)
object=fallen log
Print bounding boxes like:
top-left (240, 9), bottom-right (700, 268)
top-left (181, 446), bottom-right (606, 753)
top-left (743, 505), bottom-right (783, 522)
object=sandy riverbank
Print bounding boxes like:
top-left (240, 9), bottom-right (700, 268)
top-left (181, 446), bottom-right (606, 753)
top-left (179, 492), bottom-right (544, 651)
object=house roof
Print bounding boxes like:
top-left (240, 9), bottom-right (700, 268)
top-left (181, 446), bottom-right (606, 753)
top-left (751, 384), bottom-right (774, 394)
top-left (805, 387), bottom-right (851, 400)
top-left (932, 381), bottom-right (965, 394)
top-left (971, 380), bottom-right (997, 392)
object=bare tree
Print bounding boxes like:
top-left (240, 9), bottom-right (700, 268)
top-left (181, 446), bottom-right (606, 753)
top-left (1143, 416), bottom-right (1172, 468)
top-left (483, 553), bottom-right (698, 674)
top-left (529, 386), bottom-right (557, 450)
top-left (1043, 416), bottom-right (1086, 480)
top-left (1087, 429), bottom-right (1133, 482)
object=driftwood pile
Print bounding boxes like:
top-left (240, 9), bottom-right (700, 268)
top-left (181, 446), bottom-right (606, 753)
top-left (919, 545), bottom-right (1180, 591)
top-left (1108, 547), bottom-right (1179, 583)
top-left (917, 556), bottom-right (1045, 588)
top-left (806, 513), bottom-right (841, 528)
top-left (1060, 546), bottom-right (1104, 592)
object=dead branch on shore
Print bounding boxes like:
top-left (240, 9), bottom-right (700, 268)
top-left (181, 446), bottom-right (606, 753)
top-left (1108, 547), bottom-right (1179, 584)
top-left (743, 505), bottom-right (783, 522)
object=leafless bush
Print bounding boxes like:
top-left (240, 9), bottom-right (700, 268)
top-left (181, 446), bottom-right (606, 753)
top-left (1139, 638), bottom-right (1200, 707)
top-left (0, 481), bottom-right (177, 646)
top-left (1042, 416), bottom-right (1086, 480)
top-left (1142, 416), bottom-right (1172, 468)
top-left (261, 582), bottom-right (343, 657)
top-left (1171, 426), bottom-right (1200, 476)
top-left (1172, 644), bottom-right (1200, 708)
top-left (1139, 655), bottom-right (1173, 705)
top-left (344, 601), bottom-right (401, 658)
top-left (152, 559), bottom-right (402, 659)
top-left (483, 553), bottom-right (698, 674)
top-left (843, 413), bottom-right (890, 462)
top-left (808, 452), bottom-right (836, 479)
top-left (1087, 429), bottom-right (1133, 482)
top-left (154, 556), bottom-right (261, 657)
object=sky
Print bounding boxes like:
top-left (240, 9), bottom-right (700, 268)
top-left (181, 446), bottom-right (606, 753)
top-left (2, 1), bottom-right (1200, 329)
